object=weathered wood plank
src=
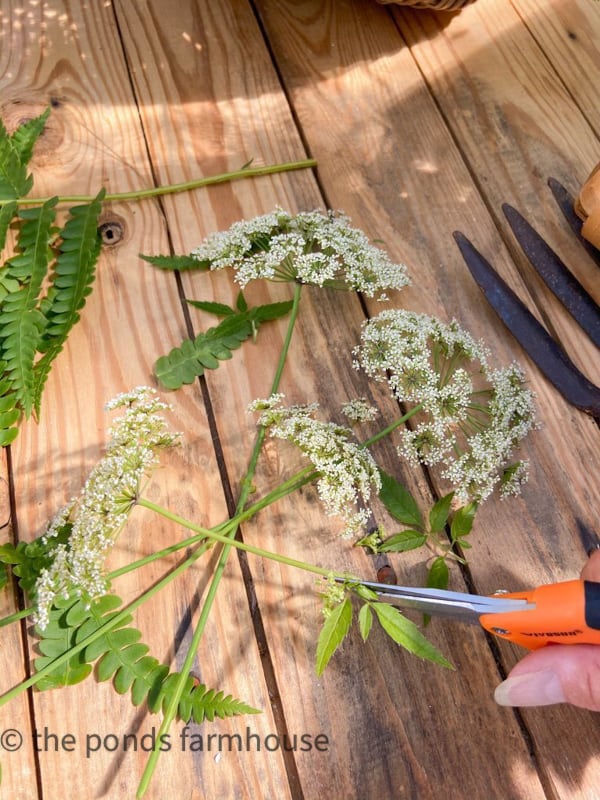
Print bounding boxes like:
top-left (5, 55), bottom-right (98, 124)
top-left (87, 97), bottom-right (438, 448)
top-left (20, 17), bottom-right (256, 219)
top-left (0, 450), bottom-right (39, 800)
top-left (0, 2), bottom-right (292, 798)
top-left (254, 0), bottom-right (600, 797)
top-left (118, 1), bottom-right (557, 798)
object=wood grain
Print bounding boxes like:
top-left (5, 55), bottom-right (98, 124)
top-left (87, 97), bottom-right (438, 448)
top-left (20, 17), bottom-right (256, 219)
top-left (1, 0), bottom-right (599, 798)
top-left (254, 0), bottom-right (600, 796)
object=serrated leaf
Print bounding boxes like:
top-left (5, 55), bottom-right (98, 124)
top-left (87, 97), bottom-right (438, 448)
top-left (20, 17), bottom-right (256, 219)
top-left (154, 299), bottom-right (292, 390)
top-left (379, 530), bottom-right (427, 553)
top-left (149, 672), bottom-right (260, 724)
top-left (358, 603), bottom-right (373, 641)
top-left (429, 492), bottom-right (454, 534)
top-left (0, 198), bottom-right (58, 416)
top-left (426, 557), bottom-right (449, 592)
top-left (140, 253), bottom-right (203, 271)
top-left (372, 602), bottom-right (452, 668)
top-left (236, 291), bottom-right (248, 312)
top-left (378, 469), bottom-right (423, 528)
top-left (9, 109), bottom-right (50, 168)
top-left (450, 502), bottom-right (478, 542)
top-left (315, 597), bottom-right (352, 676)
top-left (0, 200), bottom-right (17, 251)
top-left (187, 299), bottom-right (235, 317)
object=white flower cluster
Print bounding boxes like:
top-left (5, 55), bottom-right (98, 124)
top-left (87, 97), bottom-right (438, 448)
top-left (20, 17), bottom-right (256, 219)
top-left (341, 398), bottom-right (379, 423)
top-left (354, 310), bottom-right (536, 503)
top-left (34, 387), bottom-right (179, 629)
top-left (191, 208), bottom-right (410, 299)
top-left (250, 395), bottom-right (381, 538)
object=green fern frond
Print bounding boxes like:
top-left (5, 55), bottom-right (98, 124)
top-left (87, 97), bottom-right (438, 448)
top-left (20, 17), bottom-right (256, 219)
top-left (155, 299), bottom-right (292, 389)
top-left (0, 523), bottom-right (71, 597)
top-left (34, 595), bottom-right (94, 690)
top-left (34, 592), bottom-right (258, 724)
top-left (0, 109), bottom-right (49, 201)
top-left (0, 374), bottom-right (20, 445)
top-left (149, 672), bottom-right (261, 724)
top-left (0, 118), bottom-right (29, 201)
top-left (32, 190), bottom-right (104, 416)
top-left (155, 315), bottom-right (253, 389)
top-left (0, 201), bottom-right (17, 253)
top-left (0, 199), bottom-right (58, 417)
top-left (9, 108), bottom-right (50, 168)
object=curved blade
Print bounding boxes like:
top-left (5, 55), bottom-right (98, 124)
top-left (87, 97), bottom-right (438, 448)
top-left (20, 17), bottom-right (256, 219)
top-left (548, 177), bottom-right (600, 268)
top-left (503, 204), bottom-right (600, 348)
top-left (453, 231), bottom-right (600, 417)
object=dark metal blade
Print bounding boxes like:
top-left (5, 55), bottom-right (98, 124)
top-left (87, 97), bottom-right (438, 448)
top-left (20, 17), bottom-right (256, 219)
top-left (548, 177), bottom-right (600, 269)
top-left (503, 203), bottom-right (600, 348)
top-left (453, 231), bottom-right (600, 417)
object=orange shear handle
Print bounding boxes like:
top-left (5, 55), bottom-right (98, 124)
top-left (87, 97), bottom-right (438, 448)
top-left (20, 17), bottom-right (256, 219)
top-left (479, 580), bottom-right (600, 650)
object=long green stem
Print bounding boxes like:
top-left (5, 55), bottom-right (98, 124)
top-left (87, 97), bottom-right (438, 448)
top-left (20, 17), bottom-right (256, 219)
top-left (138, 498), bottom-right (345, 580)
top-left (137, 283), bottom-right (303, 798)
top-left (0, 160), bottom-right (317, 207)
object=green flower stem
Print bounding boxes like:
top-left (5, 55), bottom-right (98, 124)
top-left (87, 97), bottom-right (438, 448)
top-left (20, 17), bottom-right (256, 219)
top-left (0, 467), bottom-right (318, 632)
top-left (0, 542), bottom-right (210, 708)
top-left (361, 402), bottom-right (425, 449)
top-left (137, 283), bottom-right (303, 798)
top-left (1, 159), bottom-right (317, 207)
top-left (137, 497), bottom-right (346, 581)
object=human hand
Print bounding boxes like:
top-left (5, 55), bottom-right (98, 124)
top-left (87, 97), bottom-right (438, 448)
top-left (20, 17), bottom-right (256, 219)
top-left (494, 549), bottom-right (600, 711)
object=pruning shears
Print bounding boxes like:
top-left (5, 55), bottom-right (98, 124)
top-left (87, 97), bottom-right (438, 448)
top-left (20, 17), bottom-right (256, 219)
top-left (349, 578), bottom-right (600, 650)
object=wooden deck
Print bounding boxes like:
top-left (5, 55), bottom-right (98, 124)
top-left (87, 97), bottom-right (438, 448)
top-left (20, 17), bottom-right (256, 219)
top-left (1, 0), bottom-right (600, 798)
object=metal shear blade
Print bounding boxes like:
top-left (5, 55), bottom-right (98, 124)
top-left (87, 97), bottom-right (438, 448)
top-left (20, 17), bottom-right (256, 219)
top-left (346, 579), bottom-right (534, 624)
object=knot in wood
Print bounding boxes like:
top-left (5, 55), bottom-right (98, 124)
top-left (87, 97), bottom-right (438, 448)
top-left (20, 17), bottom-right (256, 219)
top-left (98, 217), bottom-right (125, 247)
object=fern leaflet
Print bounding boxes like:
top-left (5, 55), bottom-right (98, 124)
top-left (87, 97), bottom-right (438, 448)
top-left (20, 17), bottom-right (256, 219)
top-left (155, 299), bottom-right (292, 389)
top-left (149, 672), bottom-right (261, 724)
top-left (9, 108), bottom-right (50, 168)
top-left (33, 190), bottom-right (104, 416)
top-left (0, 199), bottom-right (58, 417)
top-left (33, 593), bottom-right (259, 724)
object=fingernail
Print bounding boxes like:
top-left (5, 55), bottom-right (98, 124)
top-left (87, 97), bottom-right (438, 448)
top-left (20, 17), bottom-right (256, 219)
top-left (494, 669), bottom-right (566, 707)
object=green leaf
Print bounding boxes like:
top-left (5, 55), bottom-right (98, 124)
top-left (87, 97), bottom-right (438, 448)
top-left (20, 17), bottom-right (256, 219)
top-left (187, 299), bottom-right (235, 317)
top-left (358, 603), bottom-right (373, 641)
top-left (149, 672), bottom-right (260, 724)
top-left (0, 200), bottom-right (17, 251)
top-left (372, 602), bottom-right (453, 668)
top-left (450, 502), bottom-right (478, 542)
top-left (426, 557), bottom-right (450, 592)
top-left (0, 199), bottom-right (58, 416)
top-left (315, 597), bottom-right (352, 676)
top-left (33, 191), bottom-right (103, 416)
top-left (378, 469), bottom-right (423, 528)
top-left (429, 492), bottom-right (454, 534)
top-left (9, 109), bottom-right (50, 168)
top-left (378, 530), bottom-right (427, 553)
top-left (236, 291), bottom-right (248, 312)
top-left (154, 301), bottom-right (293, 390)
top-left (140, 253), bottom-right (203, 271)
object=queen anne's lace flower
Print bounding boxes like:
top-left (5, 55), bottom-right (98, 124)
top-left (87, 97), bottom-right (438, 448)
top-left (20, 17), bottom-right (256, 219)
top-left (249, 395), bottom-right (381, 538)
top-left (191, 208), bottom-right (410, 299)
top-left (34, 387), bottom-right (179, 629)
top-left (354, 310), bottom-right (536, 503)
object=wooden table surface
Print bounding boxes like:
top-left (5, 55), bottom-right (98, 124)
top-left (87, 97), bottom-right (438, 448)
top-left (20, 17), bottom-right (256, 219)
top-left (1, 0), bottom-right (599, 798)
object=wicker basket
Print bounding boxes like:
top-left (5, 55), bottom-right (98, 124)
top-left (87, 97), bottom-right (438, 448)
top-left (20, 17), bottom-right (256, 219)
top-left (376, 0), bottom-right (475, 9)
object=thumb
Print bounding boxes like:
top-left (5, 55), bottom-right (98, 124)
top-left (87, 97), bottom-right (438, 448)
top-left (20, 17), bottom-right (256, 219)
top-left (494, 549), bottom-right (600, 711)
top-left (494, 644), bottom-right (600, 710)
